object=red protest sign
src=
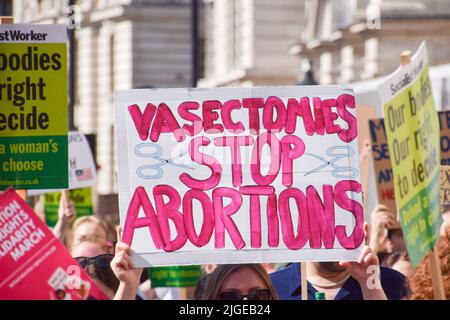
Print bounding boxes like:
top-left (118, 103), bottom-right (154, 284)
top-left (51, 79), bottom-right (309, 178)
top-left (0, 189), bottom-right (108, 300)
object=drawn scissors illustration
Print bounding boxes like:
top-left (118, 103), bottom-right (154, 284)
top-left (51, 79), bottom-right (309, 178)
top-left (304, 146), bottom-right (359, 178)
top-left (135, 142), bottom-right (194, 179)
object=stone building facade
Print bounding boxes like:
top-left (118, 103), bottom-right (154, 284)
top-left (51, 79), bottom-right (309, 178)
top-left (13, 0), bottom-right (192, 216)
top-left (292, 0), bottom-right (450, 85)
top-left (199, 0), bottom-right (305, 87)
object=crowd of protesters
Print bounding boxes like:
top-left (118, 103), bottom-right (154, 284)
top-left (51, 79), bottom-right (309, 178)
top-left (23, 138), bottom-right (449, 300)
top-left (25, 180), bottom-right (448, 301)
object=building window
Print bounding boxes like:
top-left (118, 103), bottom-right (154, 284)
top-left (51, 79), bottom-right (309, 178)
top-left (0, 0), bottom-right (12, 16)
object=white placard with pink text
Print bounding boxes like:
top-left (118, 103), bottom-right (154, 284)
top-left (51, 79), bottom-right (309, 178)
top-left (114, 86), bottom-right (364, 267)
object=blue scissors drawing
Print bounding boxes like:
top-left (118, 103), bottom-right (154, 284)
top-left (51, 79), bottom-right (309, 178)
top-left (135, 143), bottom-right (194, 179)
top-left (304, 146), bottom-right (359, 178)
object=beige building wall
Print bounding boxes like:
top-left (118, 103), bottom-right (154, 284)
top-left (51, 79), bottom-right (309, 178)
top-left (199, 0), bottom-right (304, 87)
top-left (13, 0), bottom-right (192, 203)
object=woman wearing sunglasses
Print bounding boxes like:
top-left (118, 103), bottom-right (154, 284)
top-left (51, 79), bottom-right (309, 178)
top-left (72, 241), bottom-right (120, 299)
top-left (111, 238), bottom-right (277, 300)
top-left (201, 264), bottom-right (278, 300)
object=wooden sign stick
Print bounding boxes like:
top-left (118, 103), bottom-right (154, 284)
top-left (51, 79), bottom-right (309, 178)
top-left (400, 50), bottom-right (446, 300)
top-left (300, 262), bottom-right (307, 300)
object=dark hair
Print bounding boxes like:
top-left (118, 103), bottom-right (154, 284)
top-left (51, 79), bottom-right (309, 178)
top-left (194, 273), bottom-right (211, 300)
top-left (387, 228), bottom-right (403, 240)
top-left (84, 261), bottom-right (120, 293)
top-left (55, 289), bottom-right (66, 299)
top-left (441, 204), bottom-right (450, 214)
top-left (201, 264), bottom-right (278, 300)
top-left (382, 251), bottom-right (409, 268)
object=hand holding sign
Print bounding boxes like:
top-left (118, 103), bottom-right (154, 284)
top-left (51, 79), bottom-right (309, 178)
top-left (339, 223), bottom-right (387, 300)
top-left (52, 191), bottom-right (76, 245)
top-left (111, 227), bottom-right (143, 300)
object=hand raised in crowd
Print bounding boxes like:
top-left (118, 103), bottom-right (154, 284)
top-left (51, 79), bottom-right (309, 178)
top-left (370, 204), bottom-right (399, 230)
top-left (111, 227), bottom-right (143, 300)
top-left (58, 196), bottom-right (76, 227)
top-left (359, 139), bottom-right (372, 163)
top-left (53, 192), bottom-right (76, 244)
top-left (339, 222), bottom-right (387, 300)
top-left (369, 204), bottom-right (400, 253)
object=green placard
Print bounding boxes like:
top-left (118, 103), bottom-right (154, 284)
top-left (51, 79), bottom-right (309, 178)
top-left (148, 265), bottom-right (202, 288)
top-left (0, 25), bottom-right (68, 190)
top-left (44, 187), bottom-right (93, 227)
top-left (380, 43), bottom-right (442, 267)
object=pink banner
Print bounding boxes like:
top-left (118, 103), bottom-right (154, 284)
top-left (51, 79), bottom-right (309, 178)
top-left (0, 189), bottom-right (108, 300)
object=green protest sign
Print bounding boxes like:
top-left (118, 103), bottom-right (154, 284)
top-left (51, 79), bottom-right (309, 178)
top-left (0, 25), bottom-right (68, 190)
top-left (44, 187), bottom-right (93, 227)
top-left (379, 42), bottom-right (442, 267)
top-left (148, 266), bottom-right (202, 288)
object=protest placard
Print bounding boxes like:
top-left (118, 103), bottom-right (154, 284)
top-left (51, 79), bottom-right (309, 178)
top-left (0, 189), bottom-right (108, 299)
top-left (440, 166), bottom-right (450, 207)
top-left (27, 131), bottom-right (97, 197)
top-left (115, 86), bottom-right (364, 266)
top-left (149, 265), bottom-right (202, 287)
top-left (0, 24), bottom-right (68, 190)
top-left (67, 131), bottom-right (97, 189)
top-left (379, 42), bottom-right (442, 267)
top-left (370, 111), bottom-right (450, 215)
top-left (369, 118), bottom-right (399, 214)
top-left (439, 110), bottom-right (450, 165)
top-left (356, 105), bottom-right (375, 206)
top-left (44, 187), bottom-right (93, 227)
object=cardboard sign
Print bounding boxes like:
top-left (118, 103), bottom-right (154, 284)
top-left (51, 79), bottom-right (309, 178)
top-left (379, 42), bottom-right (442, 267)
top-left (148, 265), bottom-right (202, 287)
top-left (27, 131), bottom-right (97, 196)
top-left (440, 166), bottom-right (450, 207)
top-left (369, 111), bottom-right (450, 214)
top-left (369, 118), bottom-right (398, 213)
top-left (0, 189), bottom-right (108, 299)
top-left (114, 86), bottom-right (364, 266)
top-left (439, 110), bottom-right (450, 165)
top-left (0, 25), bottom-right (68, 190)
top-left (67, 131), bottom-right (97, 189)
top-left (356, 105), bottom-right (376, 206)
top-left (44, 187), bottom-right (93, 227)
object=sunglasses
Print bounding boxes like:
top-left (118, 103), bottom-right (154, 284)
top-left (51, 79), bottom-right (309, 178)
top-left (75, 254), bottom-right (114, 269)
top-left (218, 289), bottom-right (271, 300)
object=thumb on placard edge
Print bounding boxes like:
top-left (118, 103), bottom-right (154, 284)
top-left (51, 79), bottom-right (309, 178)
top-left (116, 225), bottom-right (121, 242)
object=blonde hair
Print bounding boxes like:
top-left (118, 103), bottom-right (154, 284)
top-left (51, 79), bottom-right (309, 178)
top-left (70, 216), bottom-right (116, 250)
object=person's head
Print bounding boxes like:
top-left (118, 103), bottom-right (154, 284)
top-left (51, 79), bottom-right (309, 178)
top-left (408, 225), bottom-right (450, 299)
top-left (441, 204), bottom-right (450, 237)
top-left (71, 241), bottom-right (119, 299)
top-left (201, 264), bottom-right (278, 300)
top-left (383, 252), bottom-right (413, 277)
top-left (386, 228), bottom-right (406, 253)
top-left (194, 273), bottom-right (211, 300)
top-left (315, 262), bottom-right (346, 274)
top-left (55, 289), bottom-right (66, 300)
top-left (70, 216), bottom-right (115, 253)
